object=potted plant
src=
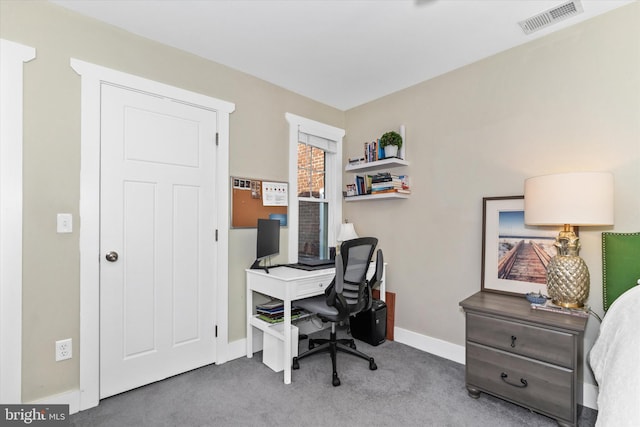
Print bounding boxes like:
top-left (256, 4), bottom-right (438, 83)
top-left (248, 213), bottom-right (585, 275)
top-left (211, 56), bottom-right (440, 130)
top-left (379, 131), bottom-right (403, 158)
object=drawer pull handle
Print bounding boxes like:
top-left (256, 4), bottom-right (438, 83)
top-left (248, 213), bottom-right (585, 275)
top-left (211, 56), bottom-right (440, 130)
top-left (510, 335), bottom-right (517, 348)
top-left (500, 372), bottom-right (528, 388)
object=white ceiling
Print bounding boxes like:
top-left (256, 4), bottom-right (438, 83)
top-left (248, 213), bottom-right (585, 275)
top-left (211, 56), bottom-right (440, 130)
top-left (50, 0), bottom-right (633, 110)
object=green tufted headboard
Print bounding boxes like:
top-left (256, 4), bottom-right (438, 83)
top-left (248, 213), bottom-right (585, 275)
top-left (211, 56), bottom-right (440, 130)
top-left (602, 232), bottom-right (640, 311)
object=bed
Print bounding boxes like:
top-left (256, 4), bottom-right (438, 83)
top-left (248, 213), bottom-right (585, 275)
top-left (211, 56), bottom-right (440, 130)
top-left (588, 232), bottom-right (640, 427)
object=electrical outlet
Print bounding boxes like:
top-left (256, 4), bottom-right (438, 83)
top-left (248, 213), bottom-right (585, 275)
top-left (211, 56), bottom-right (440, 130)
top-left (55, 338), bottom-right (72, 361)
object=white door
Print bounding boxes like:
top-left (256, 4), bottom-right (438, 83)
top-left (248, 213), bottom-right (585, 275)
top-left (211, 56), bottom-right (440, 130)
top-left (99, 84), bottom-right (217, 398)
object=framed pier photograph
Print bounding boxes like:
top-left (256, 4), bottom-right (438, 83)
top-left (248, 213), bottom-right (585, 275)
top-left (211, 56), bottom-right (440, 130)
top-left (481, 196), bottom-right (561, 296)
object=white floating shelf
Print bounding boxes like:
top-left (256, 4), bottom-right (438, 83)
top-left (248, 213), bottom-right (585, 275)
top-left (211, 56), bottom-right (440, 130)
top-left (344, 193), bottom-right (410, 202)
top-left (345, 158), bottom-right (409, 173)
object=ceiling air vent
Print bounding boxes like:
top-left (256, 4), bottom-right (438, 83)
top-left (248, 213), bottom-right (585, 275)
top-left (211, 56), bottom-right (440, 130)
top-left (518, 0), bottom-right (584, 35)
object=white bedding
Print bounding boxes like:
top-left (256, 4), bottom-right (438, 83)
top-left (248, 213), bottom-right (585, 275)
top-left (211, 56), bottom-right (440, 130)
top-left (589, 284), bottom-right (640, 427)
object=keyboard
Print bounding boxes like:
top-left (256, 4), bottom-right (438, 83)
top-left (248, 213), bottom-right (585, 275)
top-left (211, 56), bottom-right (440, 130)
top-left (287, 262), bottom-right (334, 271)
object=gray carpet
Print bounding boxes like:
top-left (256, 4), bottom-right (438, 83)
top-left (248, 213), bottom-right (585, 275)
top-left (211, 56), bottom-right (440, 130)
top-left (70, 332), bottom-right (597, 426)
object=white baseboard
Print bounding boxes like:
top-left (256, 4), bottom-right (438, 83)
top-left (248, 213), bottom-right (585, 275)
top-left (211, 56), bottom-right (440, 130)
top-left (30, 389), bottom-right (80, 415)
top-left (394, 327), bottom-right (466, 364)
top-left (582, 382), bottom-right (598, 410)
top-left (393, 326), bottom-right (598, 410)
top-left (226, 337), bottom-right (249, 361)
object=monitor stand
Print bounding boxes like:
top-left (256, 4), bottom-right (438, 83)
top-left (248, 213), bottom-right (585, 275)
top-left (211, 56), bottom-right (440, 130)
top-left (250, 259), bottom-right (270, 274)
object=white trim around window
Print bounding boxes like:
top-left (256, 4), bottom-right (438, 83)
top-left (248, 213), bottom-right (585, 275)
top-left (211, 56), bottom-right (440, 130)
top-left (285, 113), bottom-right (344, 264)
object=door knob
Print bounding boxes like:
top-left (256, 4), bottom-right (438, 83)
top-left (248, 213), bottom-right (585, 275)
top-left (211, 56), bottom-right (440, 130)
top-left (105, 251), bottom-right (119, 262)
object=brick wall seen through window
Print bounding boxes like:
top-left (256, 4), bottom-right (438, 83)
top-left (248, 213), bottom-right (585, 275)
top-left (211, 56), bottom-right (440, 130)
top-left (297, 143), bottom-right (327, 258)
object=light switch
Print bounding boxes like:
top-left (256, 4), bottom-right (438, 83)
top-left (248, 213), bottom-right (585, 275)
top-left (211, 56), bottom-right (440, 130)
top-left (57, 213), bottom-right (73, 233)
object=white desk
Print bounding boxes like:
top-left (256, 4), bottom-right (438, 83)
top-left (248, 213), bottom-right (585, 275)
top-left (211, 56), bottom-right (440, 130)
top-left (246, 263), bottom-right (385, 384)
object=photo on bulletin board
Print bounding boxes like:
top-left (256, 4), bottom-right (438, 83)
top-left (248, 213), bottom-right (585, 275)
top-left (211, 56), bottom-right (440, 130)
top-left (231, 177), bottom-right (288, 228)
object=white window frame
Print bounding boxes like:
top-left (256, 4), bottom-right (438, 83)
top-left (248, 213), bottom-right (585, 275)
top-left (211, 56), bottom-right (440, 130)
top-left (285, 113), bottom-right (344, 264)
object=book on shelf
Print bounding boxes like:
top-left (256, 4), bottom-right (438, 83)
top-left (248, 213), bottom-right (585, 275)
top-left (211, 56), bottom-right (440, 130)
top-left (256, 300), bottom-right (285, 316)
top-left (256, 306), bottom-right (284, 315)
top-left (363, 140), bottom-right (404, 163)
top-left (363, 140), bottom-right (382, 163)
top-left (371, 181), bottom-right (402, 190)
top-left (353, 137), bottom-right (408, 166)
top-left (371, 172), bottom-right (392, 183)
top-left (353, 175), bottom-right (372, 195)
top-left (256, 299), bottom-right (307, 323)
top-left (370, 188), bottom-right (411, 195)
top-left (370, 172), bottom-right (409, 182)
top-left (256, 299), bottom-right (283, 311)
top-left (257, 311), bottom-right (305, 324)
top-left (346, 173), bottom-right (410, 196)
top-left (256, 299), bottom-right (306, 323)
top-left (355, 175), bottom-right (364, 195)
top-left (371, 174), bottom-right (410, 192)
top-left (530, 300), bottom-right (589, 318)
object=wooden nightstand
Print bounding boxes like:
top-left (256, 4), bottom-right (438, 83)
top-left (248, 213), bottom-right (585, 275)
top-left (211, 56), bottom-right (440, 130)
top-left (459, 292), bottom-right (587, 427)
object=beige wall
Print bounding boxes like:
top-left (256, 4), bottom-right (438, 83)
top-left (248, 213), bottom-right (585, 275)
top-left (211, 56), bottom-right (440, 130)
top-left (344, 3), bottom-right (639, 386)
top-left (2, 0), bottom-right (638, 404)
top-left (0, 0), bottom-right (343, 402)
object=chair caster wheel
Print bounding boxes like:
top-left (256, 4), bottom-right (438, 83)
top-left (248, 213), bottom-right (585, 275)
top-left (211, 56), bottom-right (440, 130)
top-left (292, 357), bottom-right (299, 370)
top-left (332, 375), bottom-right (341, 387)
top-left (369, 358), bottom-right (377, 370)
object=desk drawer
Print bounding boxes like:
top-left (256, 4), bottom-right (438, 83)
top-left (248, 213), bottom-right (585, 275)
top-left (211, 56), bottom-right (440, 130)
top-left (293, 277), bottom-right (332, 299)
top-left (466, 342), bottom-right (573, 422)
top-left (466, 313), bottom-right (573, 367)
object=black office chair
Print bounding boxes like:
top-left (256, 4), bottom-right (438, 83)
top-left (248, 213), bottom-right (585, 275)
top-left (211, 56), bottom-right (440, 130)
top-left (292, 237), bottom-right (381, 386)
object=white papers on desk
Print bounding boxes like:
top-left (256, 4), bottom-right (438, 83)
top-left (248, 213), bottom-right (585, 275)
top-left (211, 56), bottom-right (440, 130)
top-left (262, 181), bottom-right (288, 206)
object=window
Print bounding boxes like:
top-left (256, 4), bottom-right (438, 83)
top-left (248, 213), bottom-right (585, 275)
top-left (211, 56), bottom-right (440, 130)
top-left (297, 136), bottom-right (328, 258)
top-left (286, 113), bottom-right (344, 264)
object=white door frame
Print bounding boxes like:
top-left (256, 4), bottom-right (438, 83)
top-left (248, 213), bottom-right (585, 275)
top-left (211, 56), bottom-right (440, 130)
top-left (71, 59), bottom-right (234, 411)
top-left (0, 39), bottom-right (36, 404)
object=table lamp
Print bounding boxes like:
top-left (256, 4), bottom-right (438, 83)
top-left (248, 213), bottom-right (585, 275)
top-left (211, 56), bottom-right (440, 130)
top-left (524, 172), bottom-right (614, 308)
top-left (337, 222), bottom-right (358, 243)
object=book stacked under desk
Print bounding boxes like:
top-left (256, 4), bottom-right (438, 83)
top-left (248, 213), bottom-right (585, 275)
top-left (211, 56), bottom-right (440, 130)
top-left (256, 299), bottom-right (306, 323)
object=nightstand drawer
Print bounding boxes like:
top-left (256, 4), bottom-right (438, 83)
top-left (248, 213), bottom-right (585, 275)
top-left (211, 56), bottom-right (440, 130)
top-left (466, 312), bottom-right (573, 367)
top-left (466, 342), bottom-right (573, 422)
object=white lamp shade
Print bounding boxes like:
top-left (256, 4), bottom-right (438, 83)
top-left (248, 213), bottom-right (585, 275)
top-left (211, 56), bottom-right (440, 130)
top-left (524, 172), bottom-right (614, 226)
top-left (337, 223), bottom-right (358, 242)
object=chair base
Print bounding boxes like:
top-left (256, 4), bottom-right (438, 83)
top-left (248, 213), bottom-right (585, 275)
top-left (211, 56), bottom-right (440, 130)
top-left (292, 323), bottom-right (377, 386)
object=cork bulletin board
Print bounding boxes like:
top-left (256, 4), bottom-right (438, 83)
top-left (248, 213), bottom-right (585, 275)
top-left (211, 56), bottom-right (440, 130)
top-left (231, 177), bottom-right (288, 228)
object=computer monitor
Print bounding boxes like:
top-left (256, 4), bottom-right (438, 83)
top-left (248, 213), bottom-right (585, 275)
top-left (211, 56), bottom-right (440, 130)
top-left (251, 218), bottom-right (280, 271)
